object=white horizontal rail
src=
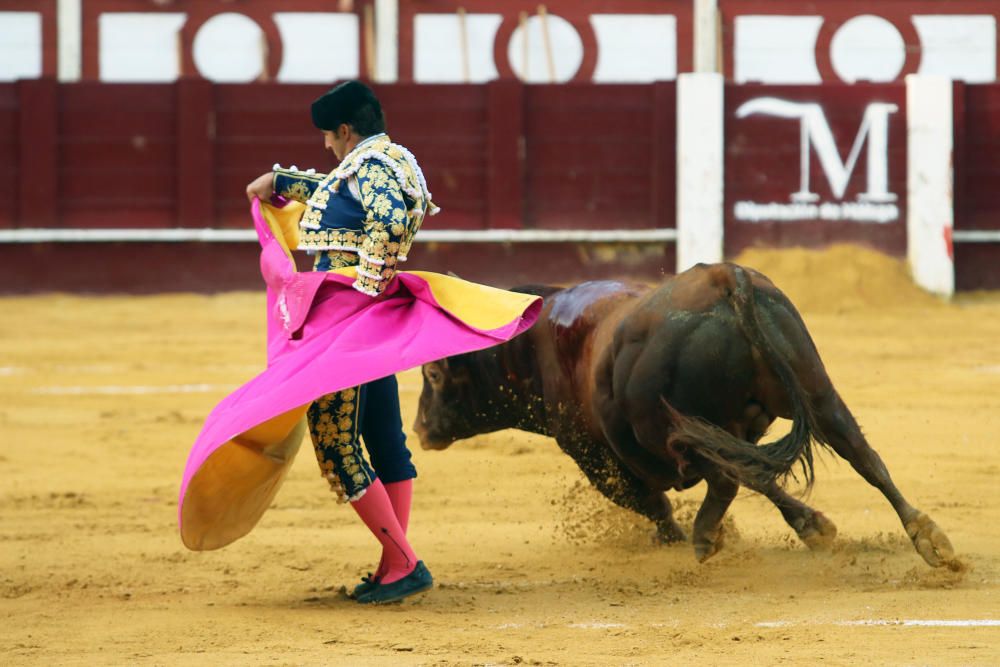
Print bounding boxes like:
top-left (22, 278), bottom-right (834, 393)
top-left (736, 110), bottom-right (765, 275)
top-left (0, 228), bottom-right (678, 244)
top-left (952, 229), bottom-right (1000, 243)
top-left (4, 228), bottom-right (997, 244)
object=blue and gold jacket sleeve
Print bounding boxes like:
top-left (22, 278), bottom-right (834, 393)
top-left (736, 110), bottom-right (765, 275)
top-left (272, 165), bottom-right (327, 203)
top-left (353, 161), bottom-right (409, 296)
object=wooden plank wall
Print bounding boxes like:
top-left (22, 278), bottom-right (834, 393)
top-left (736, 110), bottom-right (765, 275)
top-left (1, 81), bottom-right (678, 234)
top-left (3, 80), bottom-right (999, 290)
top-left (955, 84), bottom-right (1000, 290)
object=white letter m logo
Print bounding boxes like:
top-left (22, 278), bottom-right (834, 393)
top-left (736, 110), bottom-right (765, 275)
top-left (736, 97), bottom-right (899, 203)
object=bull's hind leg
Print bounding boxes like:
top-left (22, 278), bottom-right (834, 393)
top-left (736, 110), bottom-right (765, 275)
top-left (814, 390), bottom-right (955, 567)
top-left (691, 465), bottom-right (739, 562)
top-left (761, 482), bottom-right (837, 550)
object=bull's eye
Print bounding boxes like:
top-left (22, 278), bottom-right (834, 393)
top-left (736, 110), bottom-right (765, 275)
top-left (425, 367), bottom-right (444, 385)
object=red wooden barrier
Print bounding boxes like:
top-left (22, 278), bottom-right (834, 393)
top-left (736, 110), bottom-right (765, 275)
top-left (177, 79), bottom-right (215, 227)
top-left (487, 81), bottom-right (524, 229)
top-left (955, 83), bottom-right (1000, 290)
top-left (59, 83), bottom-right (176, 228)
top-left (0, 84), bottom-right (16, 229)
top-left (3, 81), bottom-right (678, 234)
top-left (17, 79), bottom-right (58, 227)
top-left (524, 84), bottom-right (676, 230)
top-left (2, 79), bottom-right (999, 292)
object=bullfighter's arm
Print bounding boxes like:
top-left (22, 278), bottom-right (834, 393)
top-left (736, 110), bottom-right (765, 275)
top-left (272, 165), bottom-right (327, 203)
top-left (353, 161), bottom-right (409, 297)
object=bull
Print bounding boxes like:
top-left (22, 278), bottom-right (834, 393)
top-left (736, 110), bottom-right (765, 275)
top-left (413, 262), bottom-right (955, 568)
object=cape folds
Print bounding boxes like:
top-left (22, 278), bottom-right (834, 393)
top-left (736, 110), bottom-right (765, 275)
top-left (178, 199), bottom-right (542, 550)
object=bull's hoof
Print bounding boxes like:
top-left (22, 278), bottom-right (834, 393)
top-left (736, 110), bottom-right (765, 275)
top-left (905, 512), bottom-right (956, 568)
top-left (796, 511), bottom-right (838, 551)
top-left (693, 525), bottom-right (725, 563)
top-left (655, 518), bottom-right (687, 544)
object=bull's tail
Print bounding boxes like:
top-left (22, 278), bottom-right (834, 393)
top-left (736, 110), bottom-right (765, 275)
top-left (665, 265), bottom-right (827, 492)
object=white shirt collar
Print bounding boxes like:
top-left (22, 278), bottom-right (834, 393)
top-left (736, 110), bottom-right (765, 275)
top-left (355, 133), bottom-right (386, 150)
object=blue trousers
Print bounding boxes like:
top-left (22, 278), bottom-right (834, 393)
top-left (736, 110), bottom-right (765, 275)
top-left (307, 375), bottom-right (416, 501)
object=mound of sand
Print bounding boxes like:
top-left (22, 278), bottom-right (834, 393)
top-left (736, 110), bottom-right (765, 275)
top-left (732, 244), bottom-right (945, 313)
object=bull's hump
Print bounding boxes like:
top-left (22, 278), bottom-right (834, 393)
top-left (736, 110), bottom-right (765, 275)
top-left (547, 281), bottom-right (642, 381)
top-left (547, 281), bottom-right (638, 329)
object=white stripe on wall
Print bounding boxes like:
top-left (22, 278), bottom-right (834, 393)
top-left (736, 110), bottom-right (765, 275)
top-left (952, 230), bottom-right (1000, 242)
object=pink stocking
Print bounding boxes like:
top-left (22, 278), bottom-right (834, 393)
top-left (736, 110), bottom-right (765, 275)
top-left (351, 479), bottom-right (417, 584)
top-left (373, 479), bottom-right (413, 580)
top-left (385, 479), bottom-right (413, 532)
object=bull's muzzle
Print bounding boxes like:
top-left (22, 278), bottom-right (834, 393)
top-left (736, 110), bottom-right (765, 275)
top-left (418, 438), bottom-right (455, 451)
top-left (412, 416), bottom-right (456, 451)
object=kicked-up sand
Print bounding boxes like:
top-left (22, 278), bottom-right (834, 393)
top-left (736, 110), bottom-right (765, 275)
top-left (1, 245), bottom-right (998, 665)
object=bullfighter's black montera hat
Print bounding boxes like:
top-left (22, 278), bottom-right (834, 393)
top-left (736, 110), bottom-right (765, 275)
top-left (311, 80), bottom-right (382, 131)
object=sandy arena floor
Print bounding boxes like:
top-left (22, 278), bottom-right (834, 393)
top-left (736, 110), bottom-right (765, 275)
top-left (1, 246), bottom-right (998, 665)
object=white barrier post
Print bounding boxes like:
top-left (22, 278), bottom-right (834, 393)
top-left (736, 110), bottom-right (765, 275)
top-left (374, 0), bottom-right (398, 83)
top-left (57, 0), bottom-right (81, 82)
top-left (906, 74), bottom-right (955, 297)
top-left (694, 0), bottom-right (719, 74)
top-left (676, 72), bottom-right (725, 272)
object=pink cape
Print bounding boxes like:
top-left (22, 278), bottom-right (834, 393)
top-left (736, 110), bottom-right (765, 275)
top-left (178, 199), bottom-right (542, 550)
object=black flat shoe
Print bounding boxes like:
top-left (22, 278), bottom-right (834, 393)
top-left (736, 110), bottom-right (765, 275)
top-left (356, 561), bottom-right (433, 604)
top-left (350, 573), bottom-right (379, 599)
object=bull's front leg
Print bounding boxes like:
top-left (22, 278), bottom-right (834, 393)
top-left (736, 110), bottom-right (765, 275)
top-left (567, 439), bottom-right (687, 544)
top-left (592, 470), bottom-right (687, 545)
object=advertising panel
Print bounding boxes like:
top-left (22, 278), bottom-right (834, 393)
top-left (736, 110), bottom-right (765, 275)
top-left (725, 83), bottom-right (908, 256)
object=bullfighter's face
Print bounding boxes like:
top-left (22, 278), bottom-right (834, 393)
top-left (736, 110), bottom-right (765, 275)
top-left (413, 358), bottom-right (482, 450)
top-left (323, 125), bottom-right (354, 161)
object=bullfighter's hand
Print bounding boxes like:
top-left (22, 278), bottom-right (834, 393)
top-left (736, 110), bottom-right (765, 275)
top-left (246, 172), bottom-right (275, 203)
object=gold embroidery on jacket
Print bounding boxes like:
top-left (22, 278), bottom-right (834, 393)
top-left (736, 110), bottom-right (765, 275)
top-left (281, 180), bottom-right (312, 202)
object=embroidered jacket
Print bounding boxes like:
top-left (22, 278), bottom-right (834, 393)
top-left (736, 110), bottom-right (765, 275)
top-left (272, 134), bottom-right (438, 296)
